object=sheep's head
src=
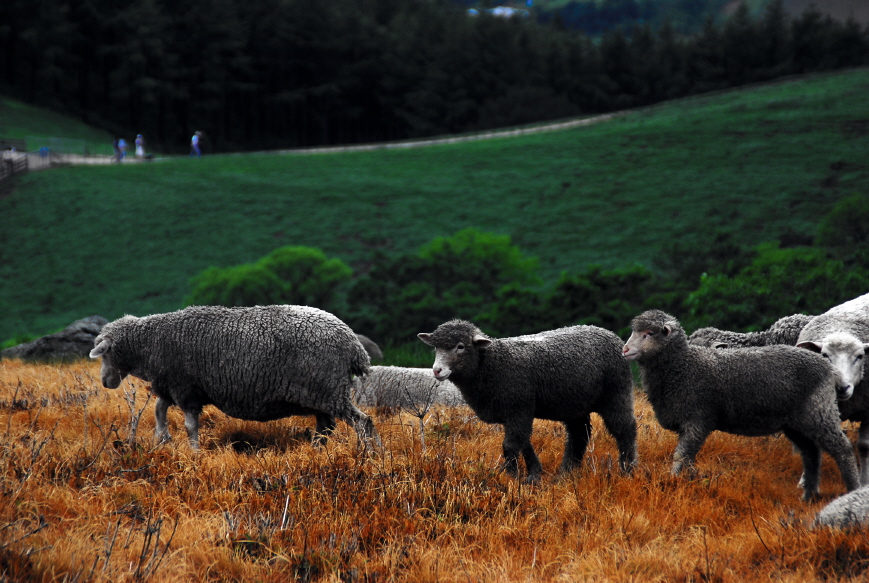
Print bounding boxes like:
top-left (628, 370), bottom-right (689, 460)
top-left (623, 310), bottom-right (684, 362)
top-left (418, 319), bottom-right (491, 382)
top-left (797, 331), bottom-right (869, 400)
top-left (90, 333), bottom-right (127, 389)
top-left (687, 327), bottom-right (731, 349)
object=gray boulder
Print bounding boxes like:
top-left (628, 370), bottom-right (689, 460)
top-left (1, 316), bottom-right (108, 362)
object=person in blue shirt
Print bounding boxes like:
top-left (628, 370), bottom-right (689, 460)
top-left (190, 131), bottom-right (201, 157)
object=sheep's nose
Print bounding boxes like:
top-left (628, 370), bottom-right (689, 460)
top-left (433, 367), bottom-right (442, 378)
top-left (621, 346), bottom-right (630, 355)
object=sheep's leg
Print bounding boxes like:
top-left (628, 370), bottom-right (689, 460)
top-left (561, 415), bottom-right (592, 475)
top-left (858, 422), bottom-right (869, 486)
top-left (333, 401), bottom-right (382, 449)
top-left (809, 424), bottom-right (860, 494)
top-left (600, 406), bottom-right (639, 475)
top-left (672, 425), bottom-right (711, 476)
top-left (313, 413), bottom-right (337, 447)
top-left (502, 416), bottom-right (539, 483)
top-left (784, 429), bottom-right (822, 500)
top-left (183, 409), bottom-right (201, 450)
top-left (154, 397), bottom-right (172, 443)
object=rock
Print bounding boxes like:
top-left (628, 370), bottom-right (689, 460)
top-left (1, 316), bottom-right (108, 362)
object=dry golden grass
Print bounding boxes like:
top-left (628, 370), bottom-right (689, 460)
top-left (2, 359), bottom-right (869, 582)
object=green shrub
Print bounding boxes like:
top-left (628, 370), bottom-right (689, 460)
top-left (686, 242), bottom-right (869, 332)
top-left (347, 229), bottom-right (542, 342)
top-left (186, 264), bottom-right (286, 307)
top-left (816, 193), bottom-right (869, 250)
top-left (186, 246), bottom-right (352, 313)
top-left (256, 246), bottom-right (353, 311)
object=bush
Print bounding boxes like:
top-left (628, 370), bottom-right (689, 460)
top-left (347, 229), bottom-right (542, 342)
top-left (816, 193), bottom-right (869, 250)
top-left (685, 242), bottom-right (869, 332)
top-left (186, 246), bottom-right (352, 313)
top-left (186, 264), bottom-right (286, 308)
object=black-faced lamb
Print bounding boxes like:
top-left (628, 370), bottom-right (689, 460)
top-left (356, 366), bottom-right (465, 409)
top-left (814, 485), bottom-right (869, 528)
top-left (418, 320), bottom-right (637, 484)
top-left (793, 293), bottom-right (869, 484)
top-left (623, 309), bottom-right (859, 501)
top-left (688, 313), bottom-right (814, 349)
top-left (90, 305), bottom-right (380, 449)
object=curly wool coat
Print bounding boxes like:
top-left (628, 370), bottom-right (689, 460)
top-left (91, 305), bottom-right (379, 448)
top-left (688, 313), bottom-right (814, 348)
top-left (419, 319), bottom-right (637, 483)
top-left (624, 309), bottom-right (859, 500)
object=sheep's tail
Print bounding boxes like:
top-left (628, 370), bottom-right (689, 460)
top-left (349, 338), bottom-right (372, 379)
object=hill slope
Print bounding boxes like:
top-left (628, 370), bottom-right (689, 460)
top-left (1, 68), bottom-right (867, 341)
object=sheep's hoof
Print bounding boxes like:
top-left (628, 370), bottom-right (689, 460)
top-left (522, 474), bottom-right (541, 486)
top-left (801, 489), bottom-right (820, 503)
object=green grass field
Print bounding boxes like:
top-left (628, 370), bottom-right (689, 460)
top-left (0, 96), bottom-right (115, 155)
top-left (1, 68), bottom-right (867, 342)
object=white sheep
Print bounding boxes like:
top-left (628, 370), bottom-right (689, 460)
top-left (814, 485), bottom-right (869, 528)
top-left (796, 293), bottom-right (869, 483)
top-left (355, 366), bottom-right (465, 409)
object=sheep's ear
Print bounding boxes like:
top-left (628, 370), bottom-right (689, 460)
top-left (417, 333), bottom-right (434, 346)
top-left (797, 341), bottom-right (822, 353)
top-left (90, 337), bottom-right (113, 358)
top-left (661, 325), bottom-right (672, 336)
top-left (711, 342), bottom-right (729, 349)
top-left (473, 335), bottom-right (492, 349)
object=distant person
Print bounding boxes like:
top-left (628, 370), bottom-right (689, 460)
top-left (118, 137), bottom-right (128, 160)
top-left (135, 134), bottom-right (145, 157)
top-left (190, 131), bottom-right (202, 157)
top-left (112, 137), bottom-right (120, 162)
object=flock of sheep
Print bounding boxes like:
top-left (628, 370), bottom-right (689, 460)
top-left (88, 293), bottom-right (869, 529)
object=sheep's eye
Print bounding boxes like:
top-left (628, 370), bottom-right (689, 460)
top-left (456, 343), bottom-right (465, 352)
top-left (857, 354), bottom-right (864, 361)
top-left (822, 353), bottom-right (830, 359)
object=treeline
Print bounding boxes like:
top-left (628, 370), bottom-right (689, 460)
top-left (186, 194), bottom-right (869, 344)
top-left (1, 0), bottom-right (867, 152)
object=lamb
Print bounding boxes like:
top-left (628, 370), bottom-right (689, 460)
top-left (355, 366), bottom-right (465, 409)
top-left (623, 309), bottom-right (859, 501)
top-left (688, 313), bottom-right (814, 349)
top-left (795, 293), bottom-right (869, 483)
top-left (418, 320), bottom-right (637, 484)
top-left (89, 305), bottom-right (380, 449)
top-left (814, 485), bottom-right (869, 528)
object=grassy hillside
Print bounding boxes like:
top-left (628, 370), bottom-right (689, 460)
top-left (1, 68), bottom-right (868, 341)
top-left (0, 96), bottom-right (115, 155)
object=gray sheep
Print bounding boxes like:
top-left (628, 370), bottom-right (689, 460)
top-left (688, 313), bottom-right (814, 349)
top-left (796, 293), bottom-right (869, 484)
top-left (623, 309), bottom-right (859, 501)
top-left (89, 305), bottom-right (380, 449)
top-left (814, 485), bottom-right (869, 528)
top-left (355, 334), bottom-right (384, 361)
top-left (418, 320), bottom-right (637, 484)
top-left (356, 366), bottom-right (465, 409)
